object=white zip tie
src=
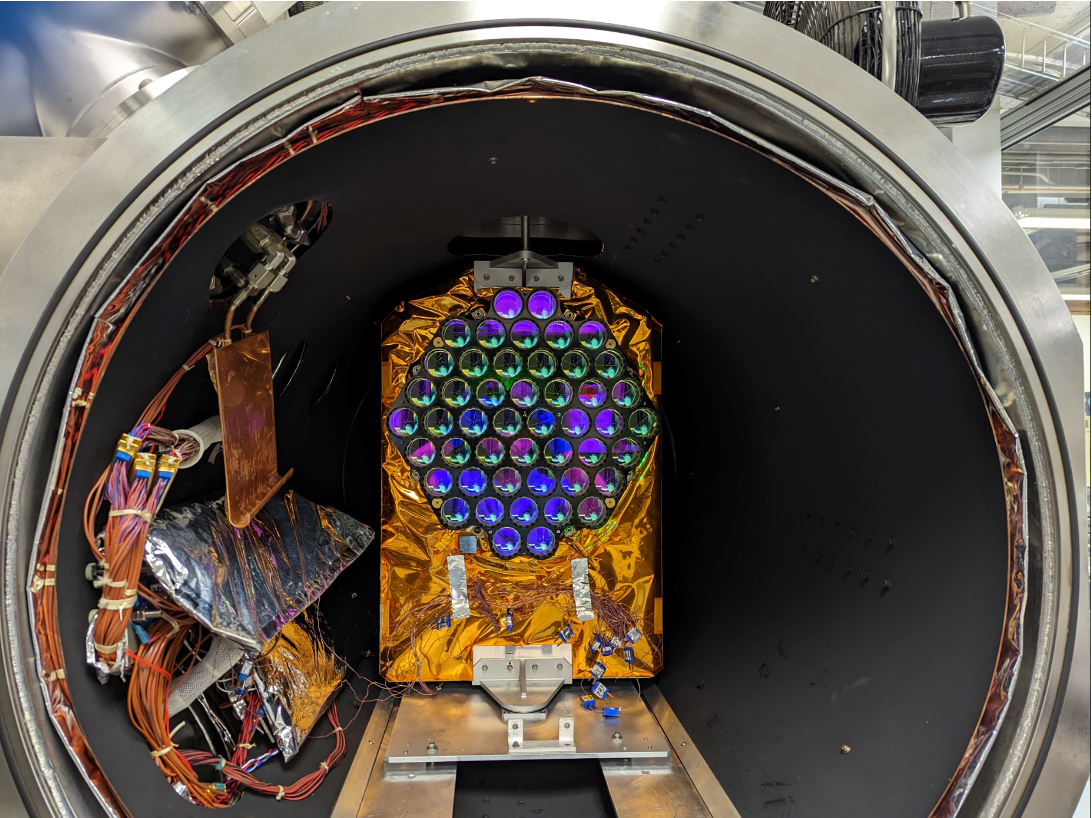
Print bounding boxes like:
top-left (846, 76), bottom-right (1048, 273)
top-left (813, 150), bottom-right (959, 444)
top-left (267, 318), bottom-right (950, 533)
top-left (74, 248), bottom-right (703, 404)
top-left (150, 744), bottom-right (177, 758)
top-left (276, 786), bottom-right (285, 801)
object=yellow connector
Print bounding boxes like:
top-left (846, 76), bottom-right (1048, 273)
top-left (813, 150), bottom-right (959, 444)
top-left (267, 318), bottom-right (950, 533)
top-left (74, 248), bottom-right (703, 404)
top-left (115, 433), bottom-right (141, 462)
top-left (133, 452), bottom-right (158, 479)
top-left (156, 455), bottom-right (182, 479)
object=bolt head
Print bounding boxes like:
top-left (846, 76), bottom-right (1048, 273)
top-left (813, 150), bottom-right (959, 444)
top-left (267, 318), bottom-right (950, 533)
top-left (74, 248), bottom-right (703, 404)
top-left (612, 731), bottom-right (623, 741)
top-left (483, 273), bottom-right (491, 281)
top-left (482, 665), bottom-right (488, 671)
top-left (841, 744), bottom-right (851, 754)
top-left (512, 741), bottom-right (520, 748)
top-left (810, 274), bottom-right (820, 284)
top-left (557, 663), bottom-right (563, 671)
top-left (531, 664), bottom-right (538, 672)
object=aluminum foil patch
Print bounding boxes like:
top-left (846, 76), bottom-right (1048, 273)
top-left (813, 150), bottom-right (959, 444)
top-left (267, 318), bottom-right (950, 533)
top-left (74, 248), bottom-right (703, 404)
top-left (571, 558), bottom-right (595, 622)
top-left (448, 555), bottom-right (471, 620)
top-left (145, 491), bottom-right (373, 650)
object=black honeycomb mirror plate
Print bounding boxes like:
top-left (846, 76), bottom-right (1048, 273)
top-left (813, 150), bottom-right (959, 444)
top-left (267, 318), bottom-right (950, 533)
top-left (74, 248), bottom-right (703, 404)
top-left (385, 288), bottom-right (659, 559)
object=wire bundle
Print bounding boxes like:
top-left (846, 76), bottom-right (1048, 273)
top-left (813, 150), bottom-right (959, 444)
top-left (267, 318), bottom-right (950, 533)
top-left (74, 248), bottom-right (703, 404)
top-left (89, 425), bottom-right (182, 673)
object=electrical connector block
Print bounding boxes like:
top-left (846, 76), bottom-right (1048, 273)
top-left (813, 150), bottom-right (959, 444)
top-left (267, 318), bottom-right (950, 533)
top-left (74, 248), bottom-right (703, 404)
top-left (610, 635), bottom-right (624, 649)
top-left (591, 661), bottom-right (607, 679)
top-left (133, 452), bottom-right (157, 480)
top-left (505, 608), bottom-right (514, 633)
top-left (115, 433), bottom-right (141, 462)
top-left (626, 627), bottom-right (642, 643)
top-left (592, 681), bottom-right (609, 699)
top-left (600, 643), bottom-right (614, 657)
top-left (581, 694), bottom-right (596, 710)
top-left (557, 625), bottom-right (575, 643)
top-left (603, 707), bottom-right (621, 717)
top-left (590, 634), bottom-right (604, 652)
top-left (623, 647), bottom-right (636, 663)
top-left (436, 615), bottom-right (452, 631)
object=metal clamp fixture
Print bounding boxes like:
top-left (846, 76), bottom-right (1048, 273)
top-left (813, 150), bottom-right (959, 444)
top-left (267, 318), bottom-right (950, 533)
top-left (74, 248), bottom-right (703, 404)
top-left (507, 716), bottom-right (575, 755)
top-left (473, 215), bottom-right (574, 297)
top-left (472, 645), bottom-right (572, 718)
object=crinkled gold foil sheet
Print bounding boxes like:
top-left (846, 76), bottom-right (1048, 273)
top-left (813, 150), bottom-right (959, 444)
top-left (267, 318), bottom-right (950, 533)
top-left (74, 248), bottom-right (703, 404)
top-left (380, 271), bottom-right (662, 682)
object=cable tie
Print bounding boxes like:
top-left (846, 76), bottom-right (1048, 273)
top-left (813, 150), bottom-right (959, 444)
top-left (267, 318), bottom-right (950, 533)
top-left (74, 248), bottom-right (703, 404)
top-left (94, 639), bottom-right (124, 653)
top-left (108, 508), bottom-right (153, 523)
top-left (47, 669), bottom-right (66, 681)
top-left (169, 721), bottom-right (186, 739)
top-left (98, 592), bottom-right (138, 611)
top-left (319, 761), bottom-right (329, 772)
top-left (37, 563), bottom-right (56, 572)
top-left (215, 758), bottom-right (226, 771)
top-left (276, 786), bottom-right (285, 801)
top-left (182, 363), bottom-right (194, 372)
top-left (237, 742), bottom-right (256, 749)
top-left (333, 726), bottom-right (344, 733)
top-left (150, 744), bottom-right (176, 758)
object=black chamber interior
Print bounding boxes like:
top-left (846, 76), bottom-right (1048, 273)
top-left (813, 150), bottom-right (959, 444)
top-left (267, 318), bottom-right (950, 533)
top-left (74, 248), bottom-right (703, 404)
top-left (55, 97), bottom-right (1007, 818)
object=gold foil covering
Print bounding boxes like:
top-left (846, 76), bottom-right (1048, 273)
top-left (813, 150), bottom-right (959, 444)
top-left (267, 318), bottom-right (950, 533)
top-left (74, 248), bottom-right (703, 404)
top-left (256, 608), bottom-right (344, 743)
top-left (380, 271), bottom-right (662, 682)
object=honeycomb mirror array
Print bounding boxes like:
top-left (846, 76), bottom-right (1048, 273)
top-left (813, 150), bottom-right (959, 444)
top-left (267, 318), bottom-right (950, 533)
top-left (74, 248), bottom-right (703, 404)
top-left (387, 289), bottom-right (659, 559)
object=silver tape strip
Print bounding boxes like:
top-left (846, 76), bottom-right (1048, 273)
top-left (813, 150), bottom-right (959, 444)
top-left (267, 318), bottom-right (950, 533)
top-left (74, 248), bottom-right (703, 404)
top-left (448, 555), bottom-right (471, 620)
top-left (571, 558), bottom-right (595, 622)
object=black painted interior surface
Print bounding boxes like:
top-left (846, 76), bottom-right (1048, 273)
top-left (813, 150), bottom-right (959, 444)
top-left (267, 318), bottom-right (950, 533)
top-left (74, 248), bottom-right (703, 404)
top-left (54, 96), bottom-right (1007, 816)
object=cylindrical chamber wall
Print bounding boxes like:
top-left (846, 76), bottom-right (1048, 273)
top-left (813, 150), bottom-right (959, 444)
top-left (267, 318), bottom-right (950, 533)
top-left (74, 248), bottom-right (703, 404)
top-left (0, 7), bottom-right (1085, 818)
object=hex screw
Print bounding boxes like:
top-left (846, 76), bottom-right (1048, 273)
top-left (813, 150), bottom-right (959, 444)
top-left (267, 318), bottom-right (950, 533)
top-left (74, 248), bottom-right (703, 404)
top-left (556, 664), bottom-right (563, 671)
top-left (810, 275), bottom-right (820, 284)
top-left (431, 498), bottom-right (442, 508)
top-left (432, 337), bottom-right (443, 347)
top-left (531, 664), bottom-right (538, 672)
top-left (426, 742), bottom-right (437, 754)
top-left (612, 732), bottom-right (623, 742)
top-left (481, 665), bottom-right (488, 672)
top-left (410, 470), bottom-right (421, 482)
top-left (512, 741), bottom-right (520, 748)
top-left (472, 309), bottom-right (485, 319)
top-left (483, 273), bottom-right (491, 281)
top-left (412, 365), bottom-right (421, 375)
top-left (841, 745), bottom-right (851, 754)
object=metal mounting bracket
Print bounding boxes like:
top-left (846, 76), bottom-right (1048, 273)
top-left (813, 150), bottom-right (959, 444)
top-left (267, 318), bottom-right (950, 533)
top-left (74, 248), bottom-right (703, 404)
top-left (507, 716), bottom-right (576, 755)
top-left (472, 645), bottom-right (572, 715)
top-left (472, 214), bottom-right (574, 297)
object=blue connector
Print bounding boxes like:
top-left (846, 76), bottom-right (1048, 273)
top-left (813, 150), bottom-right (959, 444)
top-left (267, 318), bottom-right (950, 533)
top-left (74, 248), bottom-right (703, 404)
top-left (591, 661), bottom-right (607, 679)
top-left (603, 707), bottom-right (621, 717)
top-left (592, 681), bottom-right (609, 699)
top-left (557, 625), bottom-right (575, 643)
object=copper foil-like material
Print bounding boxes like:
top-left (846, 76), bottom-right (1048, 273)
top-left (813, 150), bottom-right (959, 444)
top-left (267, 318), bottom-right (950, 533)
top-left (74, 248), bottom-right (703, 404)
top-left (209, 331), bottom-right (292, 528)
top-left (379, 271), bottom-right (663, 682)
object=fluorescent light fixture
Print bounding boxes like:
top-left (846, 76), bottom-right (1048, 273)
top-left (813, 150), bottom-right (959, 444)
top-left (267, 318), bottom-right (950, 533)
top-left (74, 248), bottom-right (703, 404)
top-left (1061, 294), bottom-right (1090, 302)
top-left (1017, 216), bottom-right (1091, 230)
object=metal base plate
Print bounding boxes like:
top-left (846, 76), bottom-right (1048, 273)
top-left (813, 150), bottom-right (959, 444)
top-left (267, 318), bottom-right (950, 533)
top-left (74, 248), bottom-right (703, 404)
top-left (385, 682), bottom-right (669, 763)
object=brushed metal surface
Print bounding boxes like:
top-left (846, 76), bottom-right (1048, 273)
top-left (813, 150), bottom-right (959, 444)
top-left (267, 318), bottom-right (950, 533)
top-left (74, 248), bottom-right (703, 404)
top-left (0, 137), bottom-right (103, 275)
top-left (358, 702), bottom-right (457, 818)
top-left (331, 697), bottom-right (395, 818)
top-left (386, 683), bottom-right (669, 763)
top-left (642, 684), bottom-right (741, 818)
top-left (601, 751), bottom-right (712, 818)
